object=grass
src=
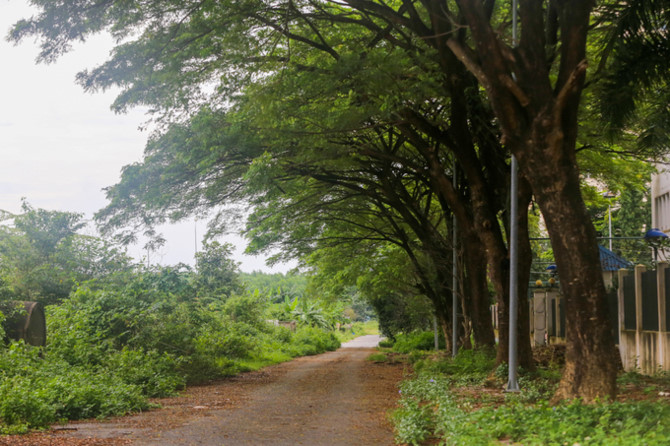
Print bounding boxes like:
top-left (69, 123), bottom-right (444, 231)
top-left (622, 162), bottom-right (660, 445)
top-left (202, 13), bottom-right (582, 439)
top-left (391, 347), bottom-right (670, 445)
top-left (367, 352), bottom-right (388, 362)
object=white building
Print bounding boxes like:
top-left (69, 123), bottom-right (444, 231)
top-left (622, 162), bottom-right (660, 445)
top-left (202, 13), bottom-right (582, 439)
top-left (651, 166), bottom-right (670, 234)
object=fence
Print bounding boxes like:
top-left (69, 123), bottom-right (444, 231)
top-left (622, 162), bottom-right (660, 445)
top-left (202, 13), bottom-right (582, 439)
top-left (618, 264), bottom-right (670, 374)
top-left (531, 263), bottom-right (670, 375)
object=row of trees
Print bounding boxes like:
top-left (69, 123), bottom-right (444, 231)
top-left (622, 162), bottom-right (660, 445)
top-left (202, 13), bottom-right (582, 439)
top-left (0, 201), bottom-right (369, 331)
top-left (10, 0), bottom-right (669, 400)
top-left (0, 200), bottom-right (245, 306)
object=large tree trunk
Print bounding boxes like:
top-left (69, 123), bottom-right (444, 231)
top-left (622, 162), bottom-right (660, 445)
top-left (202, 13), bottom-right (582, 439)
top-left (430, 292), bottom-right (453, 353)
top-left (464, 169), bottom-right (534, 370)
top-left (399, 235), bottom-right (455, 353)
top-left (492, 185), bottom-right (535, 370)
top-left (408, 122), bottom-right (530, 362)
top-left (461, 229), bottom-right (496, 349)
top-left (515, 177), bottom-right (534, 371)
top-left (453, 0), bottom-right (617, 401)
top-left (526, 151), bottom-right (619, 401)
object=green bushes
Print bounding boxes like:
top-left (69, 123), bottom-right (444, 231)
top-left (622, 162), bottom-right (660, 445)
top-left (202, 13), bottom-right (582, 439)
top-left (392, 349), bottom-right (670, 445)
top-left (413, 347), bottom-right (496, 383)
top-left (289, 326), bottom-right (340, 356)
top-left (0, 219), bottom-right (350, 434)
top-left (0, 375), bottom-right (57, 434)
top-left (105, 348), bottom-right (184, 397)
top-left (389, 330), bottom-right (444, 353)
top-left (0, 342), bottom-right (151, 434)
top-left (0, 276), bottom-right (342, 434)
top-left (414, 399), bottom-right (670, 445)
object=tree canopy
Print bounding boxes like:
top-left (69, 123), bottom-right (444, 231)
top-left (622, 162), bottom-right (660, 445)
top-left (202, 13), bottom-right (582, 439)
top-left (0, 201), bottom-right (133, 304)
top-left (10, 0), bottom-right (669, 401)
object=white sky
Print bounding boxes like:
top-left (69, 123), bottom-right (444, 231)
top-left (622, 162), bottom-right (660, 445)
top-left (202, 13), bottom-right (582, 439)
top-left (0, 1), bottom-right (292, 273)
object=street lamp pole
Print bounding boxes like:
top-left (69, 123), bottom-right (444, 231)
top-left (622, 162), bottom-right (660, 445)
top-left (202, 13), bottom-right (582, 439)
top-left (603, 192), bottom-right (616, 251)
top-left (506, 0), bottom-right (520, 393)
top-left (608, 204), bottom-right (613, 251)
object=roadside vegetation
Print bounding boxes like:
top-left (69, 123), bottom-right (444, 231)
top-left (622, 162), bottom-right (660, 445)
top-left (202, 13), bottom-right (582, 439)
top-left (7, 0), bottom-right (670, 404)
top-left (0, 281), bottom-right (343, 434)
top-left (0, 204), bottom-right (373, 434)
top-left (381, 331), bottom-right (670, 445)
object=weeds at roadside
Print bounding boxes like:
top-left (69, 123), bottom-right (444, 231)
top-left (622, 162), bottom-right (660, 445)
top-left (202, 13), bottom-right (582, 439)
top-left (367, 353), bottom-right (388, 363)
top-left (0, 287), bottom-right (342, 435)
top-left (391, 344), bottom-right (670, 445)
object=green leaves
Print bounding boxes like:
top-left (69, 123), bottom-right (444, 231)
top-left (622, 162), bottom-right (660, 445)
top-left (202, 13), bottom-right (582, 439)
top-left (595, 0), bottom-right (670, 152)
top-left (0, 263), bottom-right (345, 433)
top-left (194, 241), bottom-right (243, 299)
top-left (393, 353), bottom-right (670, 445)
top-left (0, 202), bottom-right (133, 305)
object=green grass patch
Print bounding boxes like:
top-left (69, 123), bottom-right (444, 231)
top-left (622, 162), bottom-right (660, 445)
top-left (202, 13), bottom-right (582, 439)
top-left (390, 330), bottom-right (444, 353)
top-left (392, 350), bottom-right (670, 445)
top-left (378, 338), bottom-right (394, 348)
top-left (367, 352), bottom-right (388, 363)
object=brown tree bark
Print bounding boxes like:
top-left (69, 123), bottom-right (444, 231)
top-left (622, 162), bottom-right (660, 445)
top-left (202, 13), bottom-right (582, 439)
top-left (461, 227), bottom-right (496, 349)
top-left (452, 0), bottom-right (618, 400)
top-left (514, 177), bottom-right (534, 371)
top-left (532, 164), bottom-right (618, 401)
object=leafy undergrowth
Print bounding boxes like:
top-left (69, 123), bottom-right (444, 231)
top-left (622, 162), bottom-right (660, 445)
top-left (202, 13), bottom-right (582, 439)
top-left (386, 336), bottom-right (670, 445)
top-left (0, 284), bottom-right (340, 435)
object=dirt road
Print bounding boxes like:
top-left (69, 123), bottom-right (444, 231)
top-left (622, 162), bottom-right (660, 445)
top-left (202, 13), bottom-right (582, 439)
top-left (2, 335), bottom-right (406, 446)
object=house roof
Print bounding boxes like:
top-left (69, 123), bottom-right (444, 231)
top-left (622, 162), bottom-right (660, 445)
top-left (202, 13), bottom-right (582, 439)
top-left (599, 245), bottom-right (633, 271)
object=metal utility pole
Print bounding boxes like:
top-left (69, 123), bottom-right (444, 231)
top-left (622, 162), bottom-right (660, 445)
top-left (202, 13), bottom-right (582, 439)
top-left (453, 168), bottom-right (459, 357)
top-left (603, 191), bottom-right (616, 251)
top-left (506, 0), bottom-right (520, 393)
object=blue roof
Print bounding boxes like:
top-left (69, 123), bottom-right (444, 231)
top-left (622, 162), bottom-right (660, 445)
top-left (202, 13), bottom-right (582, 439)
top-left (599, 245), bottom-right (633, 271)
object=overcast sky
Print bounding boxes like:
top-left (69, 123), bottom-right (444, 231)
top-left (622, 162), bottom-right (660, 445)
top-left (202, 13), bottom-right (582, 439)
top-left (0, 1), bottom-right (291, 273)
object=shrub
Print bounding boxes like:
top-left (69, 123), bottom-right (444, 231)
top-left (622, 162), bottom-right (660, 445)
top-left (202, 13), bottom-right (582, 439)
top-left (42, 367), bottom-right (148, 420)
top-left (0, 309), bottom-right (5, 341)
top-left (222, 293), bottom-right (265, 327)
top-left (392, 352), bottom-right (670, 446)
top-left (0, 375), bottom-right (56, 432)
top-left (465, 400), bottom-right (670, 445)
top-left (0, 342), bottom-right (151, 433)
top-left (392, 398), bottom-right (434, 446)
top-left (1, 275), bottom-right (349, 433)
top-left (415, 348), bottom-right (495, 382)
top-left (378, 339), bottom-right (394, 349)
top-left (106, 348), bottom-right (185, 397)
top-left (367, 352), bottom-right (388, 362)
top-left (392, 331), bottom-right (443, 353)
top-left (289, 326), bottom-right (340, 356)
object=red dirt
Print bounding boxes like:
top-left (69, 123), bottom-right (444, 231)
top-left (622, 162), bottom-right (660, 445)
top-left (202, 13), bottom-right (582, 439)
top-left (0, 340), bottom-right (407, 446)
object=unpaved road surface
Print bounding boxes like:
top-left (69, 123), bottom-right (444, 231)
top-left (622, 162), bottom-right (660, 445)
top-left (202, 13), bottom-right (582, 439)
top-left (1, 335), bottom-right (407, 446)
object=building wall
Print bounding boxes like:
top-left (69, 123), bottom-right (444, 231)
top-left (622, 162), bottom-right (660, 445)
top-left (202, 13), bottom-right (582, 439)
top-left (651, 166), bottom-right (670, 233)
